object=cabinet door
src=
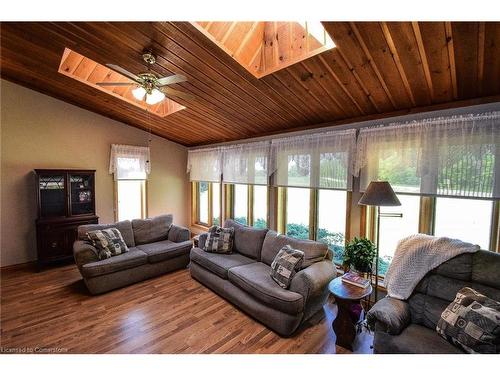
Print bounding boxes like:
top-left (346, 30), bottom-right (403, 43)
top-left (38, 226), bottom-right (69, 259)
top-left (69, 173), bottom-right (95, 216)
top-left (38, 174), bottom-right (67, 218)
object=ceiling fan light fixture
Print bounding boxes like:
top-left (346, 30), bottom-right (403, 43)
top-left (132, 86), bottom-right (147, 101)
top-left (146, 88), bottom-right (165, 105)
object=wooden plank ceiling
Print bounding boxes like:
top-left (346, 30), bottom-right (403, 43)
top-left (1, 22), bottom-right (499, 147)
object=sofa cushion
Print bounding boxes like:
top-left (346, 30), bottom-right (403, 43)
top-left (228, 262), bottom-right (304, 315)
top-left (204, 225), bottom-right (234, 254)
top-left (472, 250), bottom-right (500, 289)
top-left (375, 323), bottom-right (463, 354)
top-left (78, 220), bottom-right (135, 247)
top-left (437, 287), bottom-right (500, 354)
top-left (132, 214), bottom-right (173, 245)
top-left (261, 230), bottom-right (328, 268)
top-left (138, 240), bottom-right (192, 263)
top-left (86, 228), bottom-right (129, 260)
top-left (270, 245), bottom-right (304, 289)
top-left (81, 248), bottom-right (148, 278)
top-left (190, 247), bottom-right (255, 279)
top-left (224, 219), bottom-right (268, 260)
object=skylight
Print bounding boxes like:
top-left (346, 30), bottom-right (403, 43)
top-left (192, 22), bottom-right (335, 78)
top-left (58, 48), bottom-right (185, 118)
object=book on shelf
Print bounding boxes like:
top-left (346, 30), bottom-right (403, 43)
top-left (341, 272), bottom-right (370, 289)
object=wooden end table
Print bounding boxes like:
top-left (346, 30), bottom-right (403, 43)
top-left (328, 276), bottom-right (373, 351)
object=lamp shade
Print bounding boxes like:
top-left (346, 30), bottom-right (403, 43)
top-left (358, 181), bottom-right (401, 206)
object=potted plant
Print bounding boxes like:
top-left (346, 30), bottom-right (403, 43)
top-left (343, 237), bottom-right (377, 274)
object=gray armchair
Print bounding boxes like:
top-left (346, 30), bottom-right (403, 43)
top-left (367, 250), bottom-right (500, 353)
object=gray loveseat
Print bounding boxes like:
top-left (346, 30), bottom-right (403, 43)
top-left (367, 250), bottom-right (500, 353)
top-left (189, 219), bottom-right (336, 336)
top-left (73, 214), bottom-right (192, 294)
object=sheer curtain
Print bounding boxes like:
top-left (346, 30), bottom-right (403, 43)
top-left (355, 112), bottom-right (500, 198)
top-left (109, 144), bottom-right (151, 180)
top-left (270, 129), bottom-right (357, 190)
top-left (187, 147), bottom-right (222, 182)
top-left (222, 141), bottom-right (270, 185)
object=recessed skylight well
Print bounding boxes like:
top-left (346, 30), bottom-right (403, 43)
top-left (58, 48), bottom-right (185, 118)
top-left (192, 21), bottom-right (335, 78)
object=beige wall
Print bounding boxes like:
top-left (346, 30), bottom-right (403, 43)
top-left (1, 79), bottom-right (190, 267)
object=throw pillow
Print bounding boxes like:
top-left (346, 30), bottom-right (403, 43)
top-left (203, 226), bottom-right (234, 254)
top-left (270, 245), bottom-right (305, 289)
top-left (86, 228), bottom-right (129, 260)
top-left (436, 287), bottom-right (500, 354)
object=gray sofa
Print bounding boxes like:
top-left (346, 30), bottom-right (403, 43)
top-left (189, 219), bottom-right (336, 336)
top-left (73, 214), bottom-right (192, 294)
top-left (367, 250), bottom-right (500, 353)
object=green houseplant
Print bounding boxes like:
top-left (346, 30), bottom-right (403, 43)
top-left (343, 237), bottom-right (377, 274)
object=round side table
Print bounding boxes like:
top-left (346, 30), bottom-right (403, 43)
top-left (328, 276), bottom-right (373, 351)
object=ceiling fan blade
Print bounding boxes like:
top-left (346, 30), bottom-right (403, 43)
top-left (106, 64), bottom-right (140, 82)
top-left (97, 82), bottom-right (136, 86)
top-left (160, 87), bottom-right (194, 101)
top-left (156, 74), bottom-right (188, 86)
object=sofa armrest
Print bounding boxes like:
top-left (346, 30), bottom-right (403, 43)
top-left (197, 232), bottom-right (208, 249)
top-left (290, 260), bottom-right (336, 303)
top-left (73, 240), bottom-right (99, 270)
top-left (168, 225), bottom-right (191, 243)
top-left (366, 297), bottom-right (411, 335)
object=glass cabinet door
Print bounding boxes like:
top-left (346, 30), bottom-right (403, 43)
top-left (69, 174), bottom-right (94, 216)
top-left (39, 174), bottom-right (67, 218)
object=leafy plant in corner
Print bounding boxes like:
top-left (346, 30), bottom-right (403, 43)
top-left (343, 237), bottom-right (377, 273)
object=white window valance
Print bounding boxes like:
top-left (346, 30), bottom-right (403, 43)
top-left (222, 141), bottom-right (271, 185)
top-left (270, 129), bottom-right (357, 190)
top-left (355, 111), bottom-right (500, 199)
top-left (187, 147), bottom-right (222, 182)
top-left (109, 144), bottom-right (151, 180)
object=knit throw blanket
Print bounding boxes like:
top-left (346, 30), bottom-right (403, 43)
top-left (384, 234), bottom-right (479, 300)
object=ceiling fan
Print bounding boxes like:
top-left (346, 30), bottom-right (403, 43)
top-left (97, 51), bottom-right (192, 105)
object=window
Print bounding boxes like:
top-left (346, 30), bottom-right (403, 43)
top-left (193, 181), bottom-right (221, 227)
top-left (212, 182), bottom-right (221, 226)
top-left (116, 180), bottom-right (146, 221)
top-left (286, 187), bottom-right (311, 240)
top-left (233, 184), bottom-right (248, 225)
top-left (198, 182), bottom-right (209, 225)
top-left (435, 197), bottom-right (494, 249)
top-left (253, 185), bottom-right (268, 229)
top-left (377, 194), bottom-right (420, 276)
top-left (317, 190), bottom-right (347, 264)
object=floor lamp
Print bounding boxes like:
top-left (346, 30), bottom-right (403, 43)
top-left (358, 181), bottom-right (402, 304)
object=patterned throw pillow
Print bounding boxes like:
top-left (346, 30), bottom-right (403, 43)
top-left (86, 228), bottom-right (129, 260)
top-left (436, 287), bottom-right (500, 354)
top-left (203, 226), bottom-right (234, 254)
top-left (270, 245), bottom-right (305, 289)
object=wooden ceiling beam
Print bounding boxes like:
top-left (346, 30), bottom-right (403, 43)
top-left (381, 22), bottom-right (417, 106)
top-left (411, 22), bottom-right (434, 103)
top-left (477, 22), bottom-right (485, 96)
top-left (317, 54), bottom-right (365, 115)
top-left (350, 22), bottom-right (398, 110)
top-left (445, 22), bottom-right (458, 100)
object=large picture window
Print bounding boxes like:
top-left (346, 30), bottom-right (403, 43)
top-left (233, 184), bottom-right (249, 225)
top-left (285, 187), bottom-right (311, 240)
top-left (434, 197), bottom-right (494, 250)
top-left (253, 185), bottom-right (268, 229)
top-left (317, 189), bottom-right (347, 264)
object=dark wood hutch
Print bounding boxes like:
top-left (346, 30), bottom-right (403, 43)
top-left (35, 169), bottom-right (98, 269)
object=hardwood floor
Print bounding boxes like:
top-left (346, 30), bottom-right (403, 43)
top-left (0, 264), bottom-right (373, 354)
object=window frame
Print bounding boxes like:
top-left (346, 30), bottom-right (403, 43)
top-left (114, 179), bottom-right (147, 222)
top-left (228, 183), bottom-right (270, 228)
top-left (191, 181), bottom-right (222, 228)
